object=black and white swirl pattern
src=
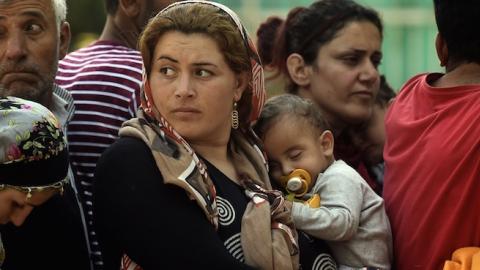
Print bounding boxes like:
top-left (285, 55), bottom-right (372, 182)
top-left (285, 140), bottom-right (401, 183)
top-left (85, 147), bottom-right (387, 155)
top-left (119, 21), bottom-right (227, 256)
top-left (217, 196), bottom-right (235, 226)
top-left (224, 233), bottom-right (244, 262)
top-left (312, 253), bottom-right (337, 270)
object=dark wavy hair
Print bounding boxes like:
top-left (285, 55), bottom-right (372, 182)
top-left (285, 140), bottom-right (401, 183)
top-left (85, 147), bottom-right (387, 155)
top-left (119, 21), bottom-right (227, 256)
top-left (256, 16), bottom-right (283, 67)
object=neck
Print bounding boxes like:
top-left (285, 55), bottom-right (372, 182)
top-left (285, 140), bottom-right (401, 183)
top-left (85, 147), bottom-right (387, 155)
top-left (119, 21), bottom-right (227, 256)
top-left (297, 87), bottom-right (347, 135)
top-left (191, 138), bottom-right (238, 183)
top-left (324, 114), bottom-right (347, 136)
top-left (297, 87), bottom-right (313, 101)
top-left (37, 89), bottom-right (53, 111)
top-left (192, 142), bottom-right (228, 162)
top-left (99, 16), bottom-right (138, 49)
top-left (433, 62), bottom-right (480, 88)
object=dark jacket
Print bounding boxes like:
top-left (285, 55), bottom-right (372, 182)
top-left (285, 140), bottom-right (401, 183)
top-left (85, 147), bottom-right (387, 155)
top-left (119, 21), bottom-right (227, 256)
top-left (0, 185), bottom-right (91, 270)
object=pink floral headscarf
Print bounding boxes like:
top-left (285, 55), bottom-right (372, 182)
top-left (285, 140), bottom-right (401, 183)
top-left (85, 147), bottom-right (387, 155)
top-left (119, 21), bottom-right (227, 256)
top-left (0, 96), bottom-right (68, 187)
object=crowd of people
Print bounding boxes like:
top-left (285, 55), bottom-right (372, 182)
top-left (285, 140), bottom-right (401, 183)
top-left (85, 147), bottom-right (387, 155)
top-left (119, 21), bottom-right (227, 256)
top-left (0, 0), bottom-right (478, 269)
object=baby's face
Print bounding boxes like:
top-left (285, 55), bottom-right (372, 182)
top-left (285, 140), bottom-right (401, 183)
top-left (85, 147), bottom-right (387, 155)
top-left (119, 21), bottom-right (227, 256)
top-left (262, 119), bottom-right (333, 191)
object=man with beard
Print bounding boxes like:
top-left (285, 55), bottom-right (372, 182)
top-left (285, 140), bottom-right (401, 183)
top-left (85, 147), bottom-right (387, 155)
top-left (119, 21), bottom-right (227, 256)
top-left (0, 0), bottom-right (92, 269)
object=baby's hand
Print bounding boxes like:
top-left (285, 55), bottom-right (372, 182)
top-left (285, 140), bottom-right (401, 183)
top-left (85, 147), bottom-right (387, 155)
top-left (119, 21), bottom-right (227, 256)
top-left (305, 194), bottom-right (321, 208)
top-left (285, 193), bottom-right (321, 208)
top-left (283, 199), bottom-right (293, 211)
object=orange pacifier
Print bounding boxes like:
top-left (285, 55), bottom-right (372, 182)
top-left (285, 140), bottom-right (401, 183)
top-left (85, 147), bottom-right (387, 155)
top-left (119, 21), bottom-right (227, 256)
top-left (279, 169), bottom-right (312, 198)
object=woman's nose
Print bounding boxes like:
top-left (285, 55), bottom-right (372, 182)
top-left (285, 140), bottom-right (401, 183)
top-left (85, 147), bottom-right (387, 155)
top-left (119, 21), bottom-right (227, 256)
top-left (10, 206), bottom-right (34, 227)
top-left (359, 60), bottom-right (379, 84)
top-left (174, 74), bottom-right (195, 98)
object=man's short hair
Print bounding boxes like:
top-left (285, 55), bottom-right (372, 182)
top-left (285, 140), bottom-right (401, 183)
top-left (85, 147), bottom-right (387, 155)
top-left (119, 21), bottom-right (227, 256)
top-left (52, 0), bottom-right (67, 23)
top-left (434, 0), bottom-right (480, 65)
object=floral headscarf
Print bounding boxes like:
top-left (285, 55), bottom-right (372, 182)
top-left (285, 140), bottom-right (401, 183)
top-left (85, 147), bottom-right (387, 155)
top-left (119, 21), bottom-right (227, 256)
top-left (0, 96), bottom-right (68, 187)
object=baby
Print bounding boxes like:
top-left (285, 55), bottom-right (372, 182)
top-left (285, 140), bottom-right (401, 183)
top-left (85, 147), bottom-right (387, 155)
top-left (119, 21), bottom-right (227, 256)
top-left (254, 94), bottom-right (393, 270)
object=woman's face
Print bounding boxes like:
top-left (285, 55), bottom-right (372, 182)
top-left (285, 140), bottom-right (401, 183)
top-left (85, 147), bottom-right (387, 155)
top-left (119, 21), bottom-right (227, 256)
top-left (0, 188), bottom-right (56, 226)
top-left (149, 31), bottom-right (245, 145)
top-left (307, 21), bottom-right (382, 128)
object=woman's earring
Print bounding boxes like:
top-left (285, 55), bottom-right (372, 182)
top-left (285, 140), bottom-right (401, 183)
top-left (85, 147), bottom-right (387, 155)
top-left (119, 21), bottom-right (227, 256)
top-left (231, 102), bottom-right (239, 129)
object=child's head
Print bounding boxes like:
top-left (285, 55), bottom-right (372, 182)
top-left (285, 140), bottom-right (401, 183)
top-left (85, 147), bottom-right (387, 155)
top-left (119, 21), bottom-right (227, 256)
top-left (0, 96), bottom-right (69, 226)
top-left (254, 94), bottom-right (335, 192)
top-left (351, 75), bottom-right (396, 166)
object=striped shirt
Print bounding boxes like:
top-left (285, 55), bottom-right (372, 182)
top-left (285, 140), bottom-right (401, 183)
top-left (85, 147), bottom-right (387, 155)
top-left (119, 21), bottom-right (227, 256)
top-left (54, 84), bottom-right (93, 270)
top-left (55, 40), bottom-right (143, 269)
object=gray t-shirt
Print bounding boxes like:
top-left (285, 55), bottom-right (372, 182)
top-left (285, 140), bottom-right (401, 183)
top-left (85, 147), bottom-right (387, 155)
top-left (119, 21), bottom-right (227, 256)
top-left (292, 160), bottom-right (393, 269)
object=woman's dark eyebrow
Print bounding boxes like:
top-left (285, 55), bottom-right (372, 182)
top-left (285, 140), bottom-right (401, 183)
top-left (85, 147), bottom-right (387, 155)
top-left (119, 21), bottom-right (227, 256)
top-left (156, 56), bottom-right (218, 68)
top-left (192, 62), bottom-right (217, 68)
top-left (157, 55), bottom-right (178, 63)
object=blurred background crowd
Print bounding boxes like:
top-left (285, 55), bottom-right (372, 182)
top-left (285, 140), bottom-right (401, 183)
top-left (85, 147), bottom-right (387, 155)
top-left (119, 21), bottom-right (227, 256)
top-left (67, 0), bottom-right (440, 92)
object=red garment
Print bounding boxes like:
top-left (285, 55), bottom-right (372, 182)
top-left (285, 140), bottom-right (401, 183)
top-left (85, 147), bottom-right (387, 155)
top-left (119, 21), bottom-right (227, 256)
top-left (383, 73), bottom-right (480, 270)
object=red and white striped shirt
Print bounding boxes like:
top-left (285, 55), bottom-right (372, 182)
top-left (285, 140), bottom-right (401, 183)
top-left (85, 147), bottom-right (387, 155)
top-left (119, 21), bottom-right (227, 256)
top-left (55, 40), bottom-right (143, 269)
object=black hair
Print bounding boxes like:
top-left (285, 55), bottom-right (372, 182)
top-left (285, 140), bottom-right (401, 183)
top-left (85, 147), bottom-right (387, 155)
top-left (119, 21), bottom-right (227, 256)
top-left (433, 0), bottom-right (480, 66)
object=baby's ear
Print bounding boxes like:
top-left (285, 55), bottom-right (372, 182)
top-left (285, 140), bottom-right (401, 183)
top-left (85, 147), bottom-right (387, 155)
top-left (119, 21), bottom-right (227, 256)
top-left (318, 130), bottom-right (334, 158)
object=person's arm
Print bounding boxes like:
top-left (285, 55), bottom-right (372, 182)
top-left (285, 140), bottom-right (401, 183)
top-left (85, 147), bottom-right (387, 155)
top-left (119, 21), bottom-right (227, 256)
top-left (94, 137), bottom-right (254, 270)
top-left (291, 169), bottom-right (363, 241)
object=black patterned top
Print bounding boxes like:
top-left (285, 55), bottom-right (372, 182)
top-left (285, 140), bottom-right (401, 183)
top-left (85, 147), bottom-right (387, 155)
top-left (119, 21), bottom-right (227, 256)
top-left (94, 137), bottom-right (337, 270)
